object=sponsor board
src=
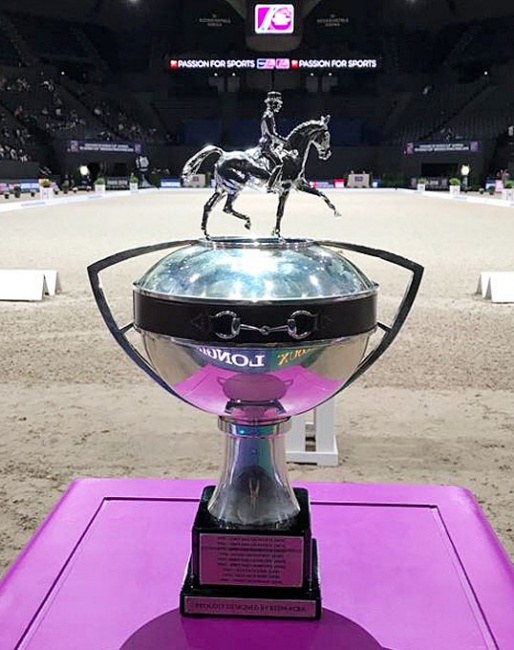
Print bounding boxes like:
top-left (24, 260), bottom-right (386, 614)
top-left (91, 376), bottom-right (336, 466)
top-left (67, 141), bottom-right (142, 154)
top-left (309, 180), bottom-right (333, 189)
top-left (106, 177), bottom-right (130, 190)
top-left (160, 178), bottom-right (182, 188)
top-left (169, 58), bottom-right (379, 71)
top-left (405, 141), bottom-right (480, 155)
top-left (0, 179), bottom-right (40, 192)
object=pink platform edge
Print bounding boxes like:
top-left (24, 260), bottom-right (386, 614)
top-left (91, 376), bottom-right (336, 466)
top-left (1, 478), bottom-right (514, 650)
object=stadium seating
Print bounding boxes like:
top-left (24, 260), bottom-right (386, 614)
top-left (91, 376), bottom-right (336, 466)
top-left (0, 3), bottom-right (513, 182)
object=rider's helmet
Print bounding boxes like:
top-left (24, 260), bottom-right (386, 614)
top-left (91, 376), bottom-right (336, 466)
top-left (265, 91), bottom-right (283, 111)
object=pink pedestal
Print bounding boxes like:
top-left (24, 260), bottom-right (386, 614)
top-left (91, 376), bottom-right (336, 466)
top-left (1, 479), bottom-right (514, 650)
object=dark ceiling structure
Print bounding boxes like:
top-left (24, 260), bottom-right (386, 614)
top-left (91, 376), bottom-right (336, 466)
top-left (0, 0), bottom-right (512, 30)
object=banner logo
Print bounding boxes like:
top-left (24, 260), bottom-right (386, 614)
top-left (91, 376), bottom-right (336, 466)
top-left (275, 58), bottom-right (290, 69)
top-left (256, 58), bottom-right (291, 70)
top-left (255, 4), bottom-right (294, 34)
top-left (257, 58), bottom-right (276, 70)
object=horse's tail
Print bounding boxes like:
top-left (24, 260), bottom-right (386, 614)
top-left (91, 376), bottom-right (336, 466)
top-left (181, 146), bottom-right (223, 182)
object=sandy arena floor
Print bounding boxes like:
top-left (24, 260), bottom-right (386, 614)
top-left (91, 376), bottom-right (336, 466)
top-left (0, 188), bottom-right (513, 575)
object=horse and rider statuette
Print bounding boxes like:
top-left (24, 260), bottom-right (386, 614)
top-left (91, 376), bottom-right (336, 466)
top-left (181, 91), bottom-right (341, 237)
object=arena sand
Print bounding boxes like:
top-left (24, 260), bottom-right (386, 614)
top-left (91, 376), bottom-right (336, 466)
top-left (0, 189), bottom-right (513, 574)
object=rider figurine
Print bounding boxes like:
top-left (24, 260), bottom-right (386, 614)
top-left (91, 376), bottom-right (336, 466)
top-left (259, 91), bottom-right (287, 192)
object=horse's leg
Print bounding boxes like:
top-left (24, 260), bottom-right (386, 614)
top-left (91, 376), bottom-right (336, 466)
top-left (223, 192), bottom-right (251, 230)
top-left (247, 163), bottom-right (269, 181)
top-left (202, 190), bottom-right (224, 238)
top-left (296, 179), bottom-right (341, 217)
top-left (273, 189), bottom-right (291, 237)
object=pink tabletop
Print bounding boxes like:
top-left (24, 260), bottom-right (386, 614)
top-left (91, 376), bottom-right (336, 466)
top-left (1, 479), bottom-right (513, 650)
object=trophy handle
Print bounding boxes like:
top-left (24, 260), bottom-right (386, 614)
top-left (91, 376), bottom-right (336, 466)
top-left (87, 240), bottom-right (196, 398)
top-left (319, 240), bottom-right (424, 390)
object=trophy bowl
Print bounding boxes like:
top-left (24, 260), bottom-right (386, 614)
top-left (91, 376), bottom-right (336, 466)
top-left (134, 236), bottom-right (377, 422)
top-left (88, 235), bottom-right (423, 619)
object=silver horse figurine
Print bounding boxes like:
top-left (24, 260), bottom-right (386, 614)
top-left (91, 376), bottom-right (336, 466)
top-left (181, 114), bottom-right (340, 237)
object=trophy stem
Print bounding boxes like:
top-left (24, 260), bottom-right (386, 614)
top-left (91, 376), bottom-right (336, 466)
top-left (207, 418), bottom-right (300, 527)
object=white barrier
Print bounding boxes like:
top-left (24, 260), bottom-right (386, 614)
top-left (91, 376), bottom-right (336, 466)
top-left (477, 272), bottom-right (494, 298)
top-left (0, 270), bottom-right (61, 301)
top-left (477, 272), bottom-right (514, 303)
top-left (39, 270), bottom-right (61, 296)
top-left (286, 400), bottom-right (338, 466)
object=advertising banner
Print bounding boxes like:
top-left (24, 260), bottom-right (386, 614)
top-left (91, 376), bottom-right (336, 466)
top-left (106, 177), bottom-right (130, 190)
top-left (0, 179), bottom-right (40, 192)
top-left (169, 57), bottom-right (379, 71)
top-left (67, 141), bottom-right (142, 154)
top-left (160, 178), bottom-right (181, 188)
top-left (405, 141), bottom-right (480, 155)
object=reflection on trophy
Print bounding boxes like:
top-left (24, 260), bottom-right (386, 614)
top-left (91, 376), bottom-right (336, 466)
top-left (89, 235), bottom-right (423, 620)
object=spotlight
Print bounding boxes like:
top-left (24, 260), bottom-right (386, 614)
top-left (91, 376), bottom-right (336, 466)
top-left (461, 164), bottom-right (470, 192)
top-left (80, 165), bottom-right (89, 176)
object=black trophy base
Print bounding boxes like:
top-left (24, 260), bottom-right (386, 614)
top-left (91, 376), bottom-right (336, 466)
top-left (180, 486), bottom-right (321, 620)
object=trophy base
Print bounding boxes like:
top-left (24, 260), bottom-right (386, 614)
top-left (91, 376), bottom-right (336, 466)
top-left (180, 486), bottom-right (321, 619)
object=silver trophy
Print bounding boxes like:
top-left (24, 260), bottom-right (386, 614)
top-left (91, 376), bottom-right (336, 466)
top-left (88, 92), bottom-right (422, 620)
top-left (88, 236), bottom-right (423, 619)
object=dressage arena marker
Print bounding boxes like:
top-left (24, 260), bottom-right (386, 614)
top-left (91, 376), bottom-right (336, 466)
top-left (0, 270), bottom-right (61, 301)
top-left (477, 272), bottom-right (514, 303)
top-left (286, 399), bottom-right (338, 466)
